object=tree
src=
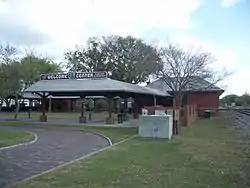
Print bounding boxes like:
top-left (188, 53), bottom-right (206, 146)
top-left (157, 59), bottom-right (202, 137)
top-left (0, 45), bottom-right (62, 118)
top-left (235, 93), bottom-right (250, 107)
top-left (0, 44), bottom-right (18, 64)
top-left (220, 94), bottom-right (239, 106)
top-left (19, 53), bottom-right (62, 89)
top-left (0, 63), bottom-right (20, 110)
top-left (65, 37), bottom-right (107, 72)
top-left (157, 41), bottom-right (231, 107)
top-left (11, 53), bottom-right (62, 118)
top-left (0, 44), bottom-right (19, 109)
top-left (65, 35), bottom-right (162, 84)
top-left (156, 41), bottom-right (231, 133)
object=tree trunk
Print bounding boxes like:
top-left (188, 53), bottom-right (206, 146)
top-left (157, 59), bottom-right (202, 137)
top-left (4, 98), bottom-right (11, 107)
top-left (13, 95), bottom-right (20, 119)
top-left (0, 99), bottom-right (3, 112)
top-left (173, 92), bottom-right (182, 135)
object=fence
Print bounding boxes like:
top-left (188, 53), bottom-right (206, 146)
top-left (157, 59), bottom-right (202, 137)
top-left (182, 104), bottom-right (197, 126)
top-left (142, 104), bottom-right (198, 126)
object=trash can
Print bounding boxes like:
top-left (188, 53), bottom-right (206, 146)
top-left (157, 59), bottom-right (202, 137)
top-left (204, 110), bottom-right (211, 119)
top-left (117, 114), bottom-right (123, 124)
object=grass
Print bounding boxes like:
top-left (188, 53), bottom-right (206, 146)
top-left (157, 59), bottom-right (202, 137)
top-left (0, 111), bottom-right (115, 120)
top-left (11, 115), bottom-right (250, 188)
top-left (0, 130), bottom-right (35, 148)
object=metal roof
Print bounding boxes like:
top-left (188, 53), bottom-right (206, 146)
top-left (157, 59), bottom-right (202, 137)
top-left (21, 93), bottom-right (107, 99)
top-left (25, 78), bottom-right (170, 97)
top-left (147, 77), bottom-right (224, 93)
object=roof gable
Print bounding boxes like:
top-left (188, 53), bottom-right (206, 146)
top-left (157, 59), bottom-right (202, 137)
top-left (147, 76), bottom-right (224, 93)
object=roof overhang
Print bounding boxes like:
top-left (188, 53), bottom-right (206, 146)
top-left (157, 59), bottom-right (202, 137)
top-left (25, 74), bottom-right (171, 98)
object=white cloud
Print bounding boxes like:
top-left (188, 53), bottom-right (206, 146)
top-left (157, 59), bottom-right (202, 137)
top-left (0, 0), bottom-right (201, 60)
top-left (158, 33), bottom-right (242, 95)
top-left (166, 33), bottom-right (237, 70)
top-left (221, 0), bottom-right (240, 7)
top-left (24, 0), bottom-right (201, 38)
top-left (2, 0), bottom-right (247, 95)
top-left (168, 34), bottom-right (250, 96)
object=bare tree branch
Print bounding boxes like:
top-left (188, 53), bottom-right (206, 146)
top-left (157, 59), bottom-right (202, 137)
top-left (0, 44), bottom-right (18, 64)
top-left (156, 41), bottom-right (232, 107)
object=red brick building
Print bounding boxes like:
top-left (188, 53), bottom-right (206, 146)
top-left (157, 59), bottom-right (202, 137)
top-left (186, 92), bottom-right (221, 109)
top-left (146, 77), bottom-right (224, 116)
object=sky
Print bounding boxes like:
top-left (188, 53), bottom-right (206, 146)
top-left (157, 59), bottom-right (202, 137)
top-left (0, 0), bottom-right (249, 96)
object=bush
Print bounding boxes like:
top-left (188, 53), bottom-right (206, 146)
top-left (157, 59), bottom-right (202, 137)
top-left (95, 99), bottom-right (108, 112)
top-left (87, 99), bottom-right (95, 110)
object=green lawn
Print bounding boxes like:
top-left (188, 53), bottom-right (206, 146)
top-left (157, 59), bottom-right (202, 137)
top-left (0, 130), bottom-right (35, 148)
top-left (11, 116), bottom-right (250, 188)
top-left (0, 111), bottom-right (115, 120)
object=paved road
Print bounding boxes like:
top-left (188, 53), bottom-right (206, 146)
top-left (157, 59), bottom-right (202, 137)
top-left (0, 126), bottom-right (110, 188)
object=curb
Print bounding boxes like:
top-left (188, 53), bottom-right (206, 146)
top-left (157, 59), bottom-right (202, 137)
top-left (0, 132), bottom-right (38, 151)
top-left (8, 135), bottom-right (136, 188)
top-left (88, 131), bottom-right (113, 146)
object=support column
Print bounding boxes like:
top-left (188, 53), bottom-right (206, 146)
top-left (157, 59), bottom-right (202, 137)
top-left (123, 97), bottom-right (128, 121)
top-left (88, 98), bottom-right (92, 121)
top-left (133, 97), bottom-right (139, 119)
top-left (106, 97), bottom-right (114, 124)
top-left (28, 99), bottom-right (32, 119)
top-left (79, 96), bottom-right (87, 123)
top-left (48, 97), bottom-right (52, 113)
top-left (67, 99), bottom-right (71, 112)
top-left (153, 95), bottom-right (157, 106)
top-left (39, 93), bottom-right (47, 122)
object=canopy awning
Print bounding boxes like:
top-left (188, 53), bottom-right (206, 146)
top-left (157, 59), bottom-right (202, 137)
top-left (25, 78), bottom-right (171, 97)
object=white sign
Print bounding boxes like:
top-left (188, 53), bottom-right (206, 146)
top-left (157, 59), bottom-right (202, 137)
top-left (77, 99), bottom-right (87, 104)
top-left (166, 110), bottom-right (173, 116)
top-left (155, 110), bottom-right (166, 116)
top-left (142, 109), bottom-right (148, 116)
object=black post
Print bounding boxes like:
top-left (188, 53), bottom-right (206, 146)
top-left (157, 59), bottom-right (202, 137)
top-left (89, 110), bottom-right (92, 121)
top-left (28, 99), bottom-right (32, 119)
top-left (88, 98), bottom-right (92, 121)
top-left (153, 95), bottom-right (157, 106)
top-left (123, 97), bottom-right (128, 121)
top-left (48, 97), bottom-right (52, 113)
top-left (79, 96), bottom-right (86, 123)
top-left (133, 97), bottom-right (139, 119)
top-left (108, 98), bottom-right (112, 119)
top-left (81, 100), bottom-right (84, 117)
top-left (106, 96), bottom-right (114, 124)
top-left (42, 97), bottom-right (45, 116)
top-left (40, 92), bottom-right (47, 122)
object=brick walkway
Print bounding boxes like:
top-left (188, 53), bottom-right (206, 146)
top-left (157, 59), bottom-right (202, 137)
top-left (0, 126), bottom-right (110, 187)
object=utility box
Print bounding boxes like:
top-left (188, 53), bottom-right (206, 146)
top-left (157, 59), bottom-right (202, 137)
top-left (139, 115), bottom-right (173, 140)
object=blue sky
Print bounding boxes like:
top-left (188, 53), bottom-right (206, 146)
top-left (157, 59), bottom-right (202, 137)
top-left (143, 0), bottom-right (250, 96)
top-left (194, 0), bottom-right (250, 95)
top-left (0, 0), bottom-right (249, 96)
top-left (193, 0), bottom-right (250, 63)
